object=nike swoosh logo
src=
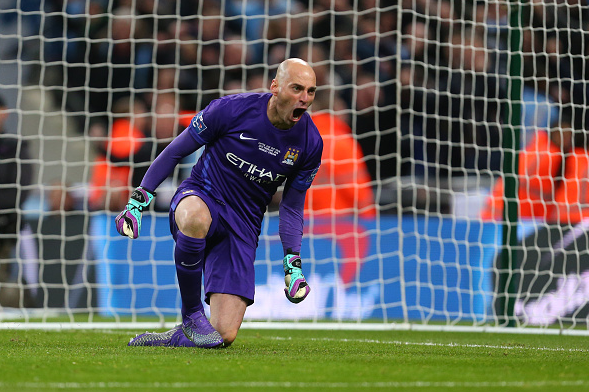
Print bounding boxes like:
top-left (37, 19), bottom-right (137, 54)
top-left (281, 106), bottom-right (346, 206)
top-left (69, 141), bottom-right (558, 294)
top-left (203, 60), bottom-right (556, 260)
top-left (240, 133), bottom-right (257, 141)
top-left (181, 259), bottom-right (202, 267)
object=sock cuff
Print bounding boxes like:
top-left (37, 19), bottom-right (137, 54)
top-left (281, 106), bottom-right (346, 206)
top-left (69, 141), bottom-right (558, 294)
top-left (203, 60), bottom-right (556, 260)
top-left (175, 231), bottom-right (206, 253)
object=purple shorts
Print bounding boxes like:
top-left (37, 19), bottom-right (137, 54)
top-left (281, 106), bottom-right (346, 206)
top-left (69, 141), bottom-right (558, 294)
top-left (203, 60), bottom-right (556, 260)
top-left (169, 186), bottom-right (256, 306)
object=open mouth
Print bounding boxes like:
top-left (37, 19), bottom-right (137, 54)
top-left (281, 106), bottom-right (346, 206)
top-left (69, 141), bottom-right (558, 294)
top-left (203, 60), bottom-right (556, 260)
top-left (293, 108), bottom-right (306, 120)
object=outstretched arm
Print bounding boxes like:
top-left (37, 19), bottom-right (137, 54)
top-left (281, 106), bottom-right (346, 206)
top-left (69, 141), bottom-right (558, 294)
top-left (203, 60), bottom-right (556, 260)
top-left (140, 129), bottom-right (202, 192)
top-left (116, 129), bottom-right (202, 239)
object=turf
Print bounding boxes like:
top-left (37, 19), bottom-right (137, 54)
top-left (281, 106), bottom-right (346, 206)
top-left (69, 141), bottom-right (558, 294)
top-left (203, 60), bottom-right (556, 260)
top-left (1, 328), bottom-right (588, 392)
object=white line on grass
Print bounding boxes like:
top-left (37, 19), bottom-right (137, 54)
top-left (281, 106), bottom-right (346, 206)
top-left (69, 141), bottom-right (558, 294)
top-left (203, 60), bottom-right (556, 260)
top-left (0, 381), bottom-right (587, 389)
top-left (4, 321), bottom-right (589, 336)
top-left (12, 330), bottom-right (586, 354)
top-left (269, 336), bottom-right (589, 353)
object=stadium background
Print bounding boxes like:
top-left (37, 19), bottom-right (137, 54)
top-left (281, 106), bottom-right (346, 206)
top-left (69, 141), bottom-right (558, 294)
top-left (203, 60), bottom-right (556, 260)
top-left (1, 0), bottom-right (589, 332)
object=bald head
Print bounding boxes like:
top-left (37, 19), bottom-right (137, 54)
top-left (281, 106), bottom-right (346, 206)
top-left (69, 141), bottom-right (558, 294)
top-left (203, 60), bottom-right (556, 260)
top-left (268, 58), bottom-right (317, 129)
top-left (275, 58), bottom-right (316, 86)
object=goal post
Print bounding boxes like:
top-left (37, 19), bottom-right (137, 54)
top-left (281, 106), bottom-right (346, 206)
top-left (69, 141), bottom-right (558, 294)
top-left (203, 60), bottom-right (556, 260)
top-left (2, 1), bottom-right (589, 334)
top-left (496, 0), bottom-right (523, 328)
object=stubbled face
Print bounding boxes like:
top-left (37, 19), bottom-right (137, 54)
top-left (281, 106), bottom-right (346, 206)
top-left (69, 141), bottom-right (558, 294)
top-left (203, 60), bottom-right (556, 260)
top-left (269, 60), bottom-right (317, 129)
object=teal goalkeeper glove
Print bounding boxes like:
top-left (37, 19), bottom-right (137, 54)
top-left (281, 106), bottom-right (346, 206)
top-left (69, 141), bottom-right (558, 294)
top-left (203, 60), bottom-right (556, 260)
top-left (283, 254), bottom-right (310, 303)
top-left (115, 187), bottom-right (156, 239)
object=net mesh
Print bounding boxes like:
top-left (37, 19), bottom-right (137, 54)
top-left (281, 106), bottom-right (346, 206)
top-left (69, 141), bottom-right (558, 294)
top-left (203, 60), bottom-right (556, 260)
top-left (1, 0), bottom-right (589, 332)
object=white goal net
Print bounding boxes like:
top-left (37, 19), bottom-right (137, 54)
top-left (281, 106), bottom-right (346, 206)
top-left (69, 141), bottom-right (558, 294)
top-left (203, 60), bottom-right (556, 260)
top-left (2, 0), bottom-right (589, 334)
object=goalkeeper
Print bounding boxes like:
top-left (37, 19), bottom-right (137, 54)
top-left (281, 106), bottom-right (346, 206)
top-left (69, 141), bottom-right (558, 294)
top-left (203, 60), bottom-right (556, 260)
top-left (116, 58), bottom-right (323, 348)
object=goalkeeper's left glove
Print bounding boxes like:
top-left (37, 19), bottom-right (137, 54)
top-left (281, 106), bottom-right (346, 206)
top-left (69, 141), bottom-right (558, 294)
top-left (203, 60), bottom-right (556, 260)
top-left (115, 186), bottom-right (156, 239)
top-left (283, 254), bottom-right (310, 303)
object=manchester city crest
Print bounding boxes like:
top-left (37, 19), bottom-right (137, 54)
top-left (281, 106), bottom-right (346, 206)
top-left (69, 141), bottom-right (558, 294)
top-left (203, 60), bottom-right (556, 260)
top-left (281, 147), bottom-right (300, 166)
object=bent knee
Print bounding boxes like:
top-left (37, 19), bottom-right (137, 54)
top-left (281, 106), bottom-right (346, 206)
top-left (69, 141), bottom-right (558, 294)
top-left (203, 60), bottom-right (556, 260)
top-left (175, 196), bottom-right (212, 238)
top-left (208, 293), bottom-right (246, 347)
top-left (217, 327), bottom-right (239, 347)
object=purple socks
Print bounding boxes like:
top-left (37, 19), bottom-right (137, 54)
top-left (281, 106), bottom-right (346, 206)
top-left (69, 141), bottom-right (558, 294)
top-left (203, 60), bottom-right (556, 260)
top-left (174, 231), bottom-right (206, 317)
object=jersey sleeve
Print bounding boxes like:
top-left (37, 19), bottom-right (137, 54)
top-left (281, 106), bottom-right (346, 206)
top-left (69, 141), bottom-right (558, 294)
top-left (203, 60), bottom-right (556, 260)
top-left (186, 98), bottom-right (230, 145)
top-left (140, 129), bottom-right (202, 192)
top-left (288, 124), bottom-right (323, 192)
top-left (279, 185), bottom-right (306, 256)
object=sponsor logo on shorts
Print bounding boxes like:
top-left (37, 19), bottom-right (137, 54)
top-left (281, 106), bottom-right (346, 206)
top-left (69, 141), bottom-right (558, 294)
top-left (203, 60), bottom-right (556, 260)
top-left (182, 190), bottom-right (195, 195)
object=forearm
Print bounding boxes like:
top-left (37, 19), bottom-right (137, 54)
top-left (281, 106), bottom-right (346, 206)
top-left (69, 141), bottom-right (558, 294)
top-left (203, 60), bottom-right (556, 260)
top-left (140, 129), bottom-right (201, 191)
top-left (279, 185), bottom-right (306, 256)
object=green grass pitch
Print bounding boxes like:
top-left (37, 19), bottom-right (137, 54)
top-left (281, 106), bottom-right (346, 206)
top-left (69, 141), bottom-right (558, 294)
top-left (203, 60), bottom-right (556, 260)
top-left (1, 328), bottom-right (588, 392)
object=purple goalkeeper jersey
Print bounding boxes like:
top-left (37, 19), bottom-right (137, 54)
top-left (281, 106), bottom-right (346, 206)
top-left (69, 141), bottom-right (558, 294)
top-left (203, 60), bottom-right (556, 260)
top-left (182, 93), bottom-right (322, 243)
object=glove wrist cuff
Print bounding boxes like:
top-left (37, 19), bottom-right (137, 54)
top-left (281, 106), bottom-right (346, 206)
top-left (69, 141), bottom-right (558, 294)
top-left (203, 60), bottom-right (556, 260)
top-left (283, 254), bottom-right (302, 275)
top-left (130, 187), bottom-right (156, 210)
top-left (138, 186), bottom-right (156, 197)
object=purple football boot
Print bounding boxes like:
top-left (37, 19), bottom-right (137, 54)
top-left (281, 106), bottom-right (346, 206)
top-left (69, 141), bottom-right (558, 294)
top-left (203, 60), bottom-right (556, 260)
top-left (182, 310), bottom-right (224, 348)
top-left (128, 324), bottom-right (196, 347)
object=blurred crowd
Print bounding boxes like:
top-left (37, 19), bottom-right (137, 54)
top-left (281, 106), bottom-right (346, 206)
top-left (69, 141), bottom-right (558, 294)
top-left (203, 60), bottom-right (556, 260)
top-left (4, 0), bottom-right (589, 214)
top-left (13, 0), bottom-right (397, 213)
top-left (4, 0), bottom-right (589, 307)
top-left (398, 0), bottom-right (589, 181)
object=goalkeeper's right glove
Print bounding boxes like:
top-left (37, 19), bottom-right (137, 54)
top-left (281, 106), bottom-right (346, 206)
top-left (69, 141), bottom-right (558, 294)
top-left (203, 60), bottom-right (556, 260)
top-left (283, 254), bottom-right (310, 303)
top-left (115, 186), bottom-right (156, 239)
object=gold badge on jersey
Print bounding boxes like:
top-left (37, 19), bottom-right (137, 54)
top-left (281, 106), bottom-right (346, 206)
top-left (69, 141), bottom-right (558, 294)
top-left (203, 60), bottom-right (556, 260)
top-left (281, 147), bottom-right (300, 166)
